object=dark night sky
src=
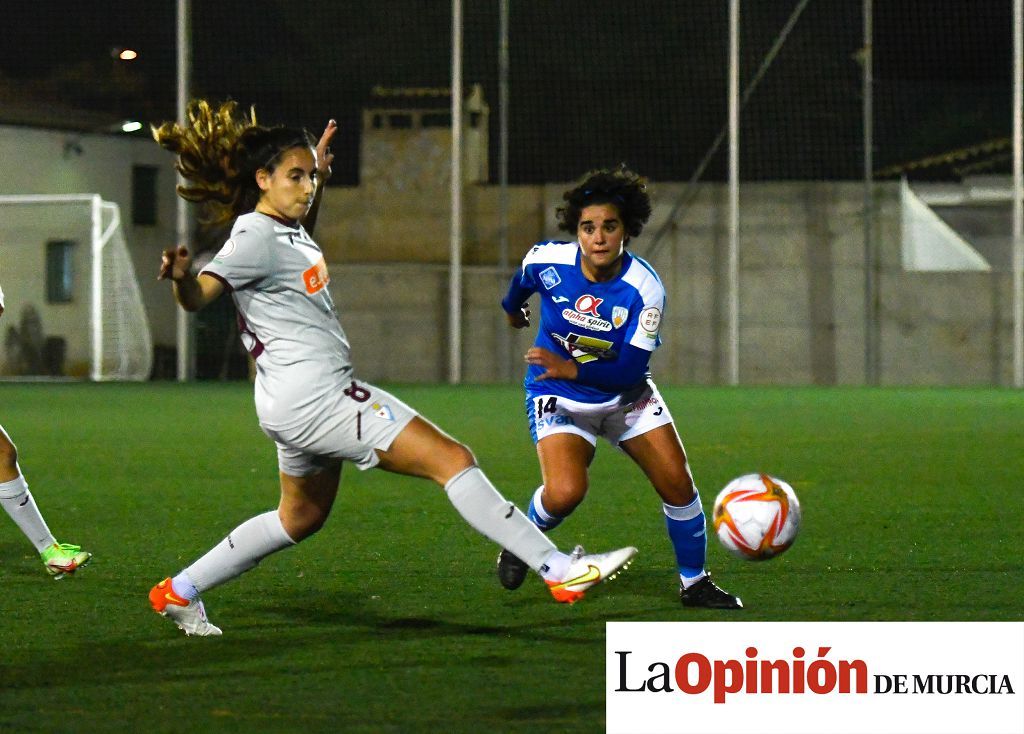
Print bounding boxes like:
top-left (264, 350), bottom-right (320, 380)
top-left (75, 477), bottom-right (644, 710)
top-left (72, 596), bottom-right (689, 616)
top-left (0, 1), bottom-right (1014, 183)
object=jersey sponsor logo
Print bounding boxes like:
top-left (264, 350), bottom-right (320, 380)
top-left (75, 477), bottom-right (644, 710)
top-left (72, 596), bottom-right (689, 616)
top-left (639, 306), bottom-right (662, 337)
top-left (630, 395), bottom-right (661, 413)
top-left (537, 413), bottom-right (575, 428)
top-left (552, 332), bottom-right (617, 363)
top-left (552, 295), bottom-right (570, 303)
top-left (575, 294), bottom-right (603, 316)
top-left (612, 306), bottom-right (629, 328)
top-left (540, 266), bottom-right (561, 290)
top-left (561, 308), bottom-right (612, 332)
top-left (303, 257), bottom-right (330, 294)
top-left (561, 294), bottom-right (612, 330)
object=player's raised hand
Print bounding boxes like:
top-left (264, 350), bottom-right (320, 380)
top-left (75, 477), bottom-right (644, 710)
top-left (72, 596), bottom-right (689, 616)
top-left (159, 246), bottom-right (193, 282)
top-left (315, 119), bottom-right (338, 182)
top-left (526, 347), bottom-right (578, 381)
top-left (507, 304), bottom-right (531, 329)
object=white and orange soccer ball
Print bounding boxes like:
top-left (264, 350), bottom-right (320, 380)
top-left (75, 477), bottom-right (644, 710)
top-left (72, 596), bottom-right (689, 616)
top-left (712, 474), bottom-right (801, 560)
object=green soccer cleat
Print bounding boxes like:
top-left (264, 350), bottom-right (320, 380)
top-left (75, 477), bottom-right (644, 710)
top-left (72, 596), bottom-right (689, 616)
top-left (40, 542), bottom-right (92, 579)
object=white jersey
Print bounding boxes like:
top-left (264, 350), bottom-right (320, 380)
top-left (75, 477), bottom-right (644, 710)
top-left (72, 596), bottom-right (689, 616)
top-left (201, 212), bottom-right (352, 431)
top-left (0, 284), bottom-right (5, 310)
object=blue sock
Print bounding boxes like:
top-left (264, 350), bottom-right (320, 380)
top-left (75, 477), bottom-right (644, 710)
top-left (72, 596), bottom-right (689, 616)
top-left (527, 485), bottom-right (564, 531)
top-left (664, 494), bottom-right (707, 583)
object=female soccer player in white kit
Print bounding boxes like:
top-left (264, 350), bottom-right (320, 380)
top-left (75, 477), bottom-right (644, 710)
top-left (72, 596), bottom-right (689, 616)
top-left (0, 285), bottom-right (92, 577)
top-left (496, 166), bottom-right (741, 609)
top-left (147, 100), bottom-right (636, 636)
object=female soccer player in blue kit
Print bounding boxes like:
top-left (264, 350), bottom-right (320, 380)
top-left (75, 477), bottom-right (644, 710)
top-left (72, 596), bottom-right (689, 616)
top-left (146, 101), bottom-right (637, 636)
top-left (497, 166), bottom-right (742, 609)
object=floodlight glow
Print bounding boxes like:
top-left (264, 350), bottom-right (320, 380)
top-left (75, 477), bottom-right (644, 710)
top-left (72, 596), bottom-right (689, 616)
top-left (119, 49), bottom-right (138, 61)
top-left (121, 121), bottom-right (143, 133)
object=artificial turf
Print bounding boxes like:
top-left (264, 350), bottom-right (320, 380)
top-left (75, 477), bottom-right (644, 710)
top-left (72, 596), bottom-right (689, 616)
top-left (0, 382), bottom-right (1021, 732)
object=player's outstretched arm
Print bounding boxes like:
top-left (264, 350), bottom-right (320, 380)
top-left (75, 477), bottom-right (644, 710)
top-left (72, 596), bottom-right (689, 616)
top-left (158, 246), bottom-right (223, 312)
top-left (302, 118), bottom-right (337, 236)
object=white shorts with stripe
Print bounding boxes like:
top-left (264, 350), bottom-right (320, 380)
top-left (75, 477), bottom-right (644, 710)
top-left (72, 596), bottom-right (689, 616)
top-left (525, 379), bottom-right (673, 447)
top-left (261, 379), bottom-right (418, 477)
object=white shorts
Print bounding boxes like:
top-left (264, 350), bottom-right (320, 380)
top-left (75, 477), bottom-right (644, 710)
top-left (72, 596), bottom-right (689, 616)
top-left (525, 379), bottom-right (674, 447)
top-left (261, 379), bottom-right (418, 477)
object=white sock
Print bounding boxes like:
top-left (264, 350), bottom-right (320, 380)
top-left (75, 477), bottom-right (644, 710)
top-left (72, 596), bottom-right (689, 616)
top-left (0, 472), bottom-right (57, 553)
top-left (181, 510), bottom-right (296, 594)
top-left (539, 551), bottom-right (570, 581)
top-left (680, 570), bottom-right (708, 589)
top-left (170, 571), bottom-right (200, 601)
top-left (444, 466), bottom-right (559, 572)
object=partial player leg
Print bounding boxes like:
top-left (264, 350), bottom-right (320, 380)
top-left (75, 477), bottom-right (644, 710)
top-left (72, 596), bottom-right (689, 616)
top-left (0, 424), bottom-right (91, 579)
top-left (621, 423), bottom-right (741, 609)
top-left (498, 433), bottom-right (594, 590)
top-left (375, 416), bottom-right (557, 570)
top-left (374, 416), bottom-right (635, 602)
top-left (149, 464), bottom-right (340, 636)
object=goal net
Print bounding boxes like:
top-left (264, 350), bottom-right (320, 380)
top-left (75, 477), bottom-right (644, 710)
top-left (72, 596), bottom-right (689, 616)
top-left (0, 194), bottom-right (152, 381)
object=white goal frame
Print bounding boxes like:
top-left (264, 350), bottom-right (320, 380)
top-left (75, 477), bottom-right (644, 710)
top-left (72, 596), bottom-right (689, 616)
top-left (0, 193), bottom-right (153, 381)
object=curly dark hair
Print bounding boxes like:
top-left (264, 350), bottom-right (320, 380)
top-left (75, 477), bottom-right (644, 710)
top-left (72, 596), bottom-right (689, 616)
top-left (555, 165), bottom-right (652, 240)
top-left (152, 99), bottom-right (315, 226)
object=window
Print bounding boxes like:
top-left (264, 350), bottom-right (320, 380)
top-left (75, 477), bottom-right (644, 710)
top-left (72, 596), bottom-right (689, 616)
top-left (387, 113), bottom-right (413, 129)
top-left (46, 240), bottom-right (75, 303)
top-left (421, 112), bottom-right (452, 128)
top-left (132, 164), bottom-right (159, 225)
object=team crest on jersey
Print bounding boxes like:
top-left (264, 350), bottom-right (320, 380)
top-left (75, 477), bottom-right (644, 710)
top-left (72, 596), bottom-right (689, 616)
top-left (612, 306), bottom-right (629, 328)
top-left (539, 267), bottom-right (561, 290)
top-left (372, 402), bottom-right (394, 421)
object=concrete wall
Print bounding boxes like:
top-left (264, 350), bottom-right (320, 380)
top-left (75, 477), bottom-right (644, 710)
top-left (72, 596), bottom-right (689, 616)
top-left (0, 124), bottom-right (179, 374)
top-left (318, 180), bottom-right (1017, 387)
top-left (0, 123), bottom-right (1012, 386)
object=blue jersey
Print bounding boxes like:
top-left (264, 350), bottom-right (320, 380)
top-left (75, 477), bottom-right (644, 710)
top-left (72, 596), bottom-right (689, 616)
top-left (502, 240), bottom-right (665, 404)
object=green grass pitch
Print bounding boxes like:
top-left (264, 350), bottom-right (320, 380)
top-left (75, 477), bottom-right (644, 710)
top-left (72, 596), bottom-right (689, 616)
top-left (0, 382), bottom-right (1021, 732)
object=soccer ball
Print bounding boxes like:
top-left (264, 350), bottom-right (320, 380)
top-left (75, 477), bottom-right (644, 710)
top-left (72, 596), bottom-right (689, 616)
top-left (712, 474), bottom-right (801, 560)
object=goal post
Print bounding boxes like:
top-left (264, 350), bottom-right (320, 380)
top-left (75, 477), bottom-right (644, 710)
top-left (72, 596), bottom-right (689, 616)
top-left (0, 194), bottom-right (153, 381)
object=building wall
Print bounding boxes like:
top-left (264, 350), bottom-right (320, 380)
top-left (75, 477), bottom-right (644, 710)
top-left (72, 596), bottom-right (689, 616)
top-left (0, 124), bottom-right (179, 374)
top-left (0, 122), bottom-right (1011, 386)
top-left (319, 180), bottom-right (1016, 387)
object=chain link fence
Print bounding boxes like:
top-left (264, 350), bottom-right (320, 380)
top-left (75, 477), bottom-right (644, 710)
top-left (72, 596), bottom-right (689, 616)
top-left (0, 1), bottom-right (1017, 383)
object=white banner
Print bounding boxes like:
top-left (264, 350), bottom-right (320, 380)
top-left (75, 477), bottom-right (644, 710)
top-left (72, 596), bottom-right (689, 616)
top-left (606, 622), bottom-right (1024, 734)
